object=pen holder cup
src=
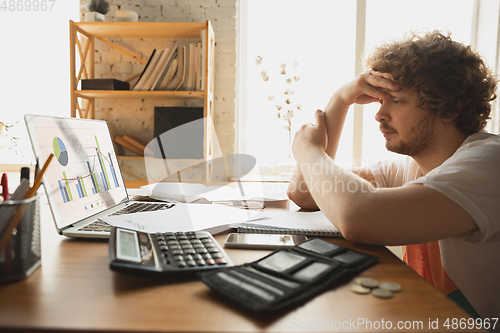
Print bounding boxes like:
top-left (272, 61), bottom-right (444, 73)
top-left (0, 195), bottom-right (41, 282)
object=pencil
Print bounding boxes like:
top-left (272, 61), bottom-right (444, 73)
top-left (0, 154), bottom-right (54, 252)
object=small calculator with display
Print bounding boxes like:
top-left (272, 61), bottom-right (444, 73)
top-left (109, 227), bottom-right (233, 277)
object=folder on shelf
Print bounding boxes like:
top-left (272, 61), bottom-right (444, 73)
top-left (114, 136), bottom-right (144, 156)
top-left (81, 79), bottom-right (130, 91)
top-left (122, 134), bottom-right (154, 156)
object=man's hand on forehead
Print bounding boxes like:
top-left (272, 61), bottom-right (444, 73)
top-left (331, 69), bottom-right (403, 108)
top-left (364, 70), bottom-right (401, 94)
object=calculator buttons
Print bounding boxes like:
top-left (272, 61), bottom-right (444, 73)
top-left (155, 231), bottom-right (230, 270)
top-left (176, 260), bottom-right (187, 268)
top-left (214, 258), bottom-right (227, 265)
top-left (207, 247), bottom-right (219, 253)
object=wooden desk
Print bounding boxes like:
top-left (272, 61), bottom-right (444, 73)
top-left (0, 198), bottom-right (480, 332)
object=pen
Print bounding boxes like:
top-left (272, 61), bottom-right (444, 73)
top-left (1, 173), bottom-right (9, 201)
top-left (0, 154), bottom-right (54, 252)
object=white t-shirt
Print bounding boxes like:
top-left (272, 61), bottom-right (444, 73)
top-left (368, 132), bottom-right (500, 320)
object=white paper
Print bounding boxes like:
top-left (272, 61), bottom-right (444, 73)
top-left (231, 211), bottom-right (340, 232)
top-left (100, 202), bottom-right (263, 234)
top-left (148, 182), bottom-right (289, 203)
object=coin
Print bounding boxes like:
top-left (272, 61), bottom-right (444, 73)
top-left (350, 284), bottom-right (371, 294)
top-left (355, 277), bottom-right (379, 289)
top-left (379, 281), bottom-right (402, 292)
top-left (371, 288), bottom-right (393, 299)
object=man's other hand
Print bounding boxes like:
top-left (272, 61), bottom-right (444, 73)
top-left (292, 109), bottom-right (328, 163)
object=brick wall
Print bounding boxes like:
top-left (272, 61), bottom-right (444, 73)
top-left (79, 0), bottom-right (237, 181)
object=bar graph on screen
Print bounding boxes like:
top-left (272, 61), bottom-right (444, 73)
top-left (25, 115), bottom-right (129, 232)
top-left (56, 135), bottom-right (119, 203)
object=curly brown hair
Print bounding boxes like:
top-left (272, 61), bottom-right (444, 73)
top-left (365, 30), bottom-right (498, 135)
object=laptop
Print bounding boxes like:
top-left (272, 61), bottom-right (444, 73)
top-left (25, 114), bottom-right (173, 239)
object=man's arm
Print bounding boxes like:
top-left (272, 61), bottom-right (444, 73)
top-left (287, 165), bottom-right (318, 210)
top-left (287, 71), bottom-right (398, 208)
top-left (293, 115), bottom-right (477, 246)
top-left (287, 165), bottom-right (375, 210)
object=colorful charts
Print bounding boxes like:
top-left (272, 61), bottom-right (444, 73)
top-left (55, 135), bottom-right (120, 204)
top-left (53, 137), bottom-right (69, 166)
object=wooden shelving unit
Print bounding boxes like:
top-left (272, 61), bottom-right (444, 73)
top-left (69, 21), bottom-right (215, 184)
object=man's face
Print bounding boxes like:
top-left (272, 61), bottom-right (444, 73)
top-left (375, 87), bottom-right (439, 158)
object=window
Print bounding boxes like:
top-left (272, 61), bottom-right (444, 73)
top-left (238, 0), bottom-right (357, 172)
top-left (0, 2), bottom-right (79, 165)
top-left (238, 0), bottom-right (491, 176)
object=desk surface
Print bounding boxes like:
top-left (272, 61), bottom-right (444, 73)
top-left (0, 197), bottom-right (479, 332)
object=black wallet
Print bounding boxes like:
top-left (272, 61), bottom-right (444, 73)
top-left (199, 238), bottom-right (378, 314)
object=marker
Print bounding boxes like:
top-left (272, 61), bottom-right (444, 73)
top-left (1, 173), bottom-right (9, 201)
top-left (20, 167), bottom-right (30, 182)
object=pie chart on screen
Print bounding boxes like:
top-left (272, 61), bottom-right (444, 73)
top-left (53, 137), bottom-right (69, 166)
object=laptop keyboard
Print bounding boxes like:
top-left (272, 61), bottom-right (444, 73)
top-left (78, 202), bottom-right (174, 232)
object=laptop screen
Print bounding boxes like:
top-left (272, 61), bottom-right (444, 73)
top-left (25, 115), bottom-right (128, 231)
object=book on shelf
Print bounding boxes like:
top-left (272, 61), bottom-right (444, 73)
top-left (200, 29), bottom-right (206, 91)
top-left (165, 46), bottom-right (185, 91)
top-left (133, 49), bottom-right (163, 91)
top-left (114, 136), bottom-right (143, 156)
top-left (184, 43), bottom-right (193, 91)
top-left (165, 46), bottom-right (184, 91)
top-left (195, 41), bottom-right (202, 91)
top-left (134, 50), bottom-right (156, 87)
top-left (151, 46), bottom-right (178, 91)
top-left (132, 37), bottom-right (206, 92)
top-left (142, 47), bottom-right (169, 91)
top-left (157, 59), bottom-right (178, 91)
top-left (179, 44), bottom-right (190, 91)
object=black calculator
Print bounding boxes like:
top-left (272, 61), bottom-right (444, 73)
top-left (109, 227), bottom-right (233, 277)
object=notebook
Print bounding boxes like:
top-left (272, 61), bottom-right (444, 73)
top-left (24, 115), bottom-right (173, 239)
top-left (235, 211), bottom-right (343, 237)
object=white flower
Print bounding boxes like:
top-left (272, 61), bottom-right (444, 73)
top-left (261, 70), bottom-right (269, 81)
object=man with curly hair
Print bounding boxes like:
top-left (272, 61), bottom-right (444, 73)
top-left (287, 30), bottom-right (499, 320)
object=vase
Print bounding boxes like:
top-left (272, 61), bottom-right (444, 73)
top-left (115, 10), bottom-right (138, 22)
top-left (85, 12), bottom-right (106, 22)
top-left (278, 128), bottom-right (295, 176)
